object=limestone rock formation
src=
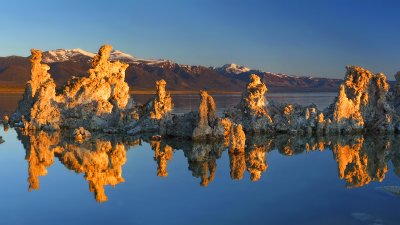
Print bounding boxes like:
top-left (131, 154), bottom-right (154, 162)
top-left (149, 79), bottom-right (173, 120)
top-left (127, 79), bottom-right (173, 135)
top-left (161, 91), bottom-right (231, 141)
top-left (191, 91), bottom-right (231, 140)
top-left (225, 74), bottom-right (273, 133)
top-left (11, 49), bottom-right (61, 130)
top-left (269, 103), bottom-right (328, 134)
top-left (62, 45), bottom-right (131, 130)
top-left (326, 66), bottom-right (397, 133)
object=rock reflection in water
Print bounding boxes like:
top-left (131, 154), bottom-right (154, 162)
top-left (16, 128), bottom-right (400, 203)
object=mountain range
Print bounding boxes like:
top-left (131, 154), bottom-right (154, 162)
top-left (0, 48), bottom-right (344, 93)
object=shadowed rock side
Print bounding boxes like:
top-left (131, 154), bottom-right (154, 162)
top-left (161, 90), bottom-right (235, 142)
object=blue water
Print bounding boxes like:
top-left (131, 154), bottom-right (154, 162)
top-left (0, 93), bottom-right (399, 225)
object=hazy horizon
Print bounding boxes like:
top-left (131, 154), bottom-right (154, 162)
top-left (1, 0), bottom-right (399, 78)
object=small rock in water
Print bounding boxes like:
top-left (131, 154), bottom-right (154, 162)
top-left (375, 186), bottom-right (400, 196)
top-left (73, 127), bottom-right (91, 142)
top-left (0, 136), bottom-right (4, 144)
top-left (2, 115), bottom-right (9, 124)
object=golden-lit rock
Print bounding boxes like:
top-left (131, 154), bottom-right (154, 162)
top-left (11, 49), bottom-right (61, 130)
top-left (328, 66), bottom-right (397, 133)
top-left (62, 45), bottom-right (130, 130)
top-left (150, 79), bottom-right (173, 120)
top-left (225, 74), bottom-right (273, 133)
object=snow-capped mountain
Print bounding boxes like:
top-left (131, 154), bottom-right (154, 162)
top-left (217, 63), bottom-right (251, 74)
top-left (0, 48), bottom-right (345, 93)
top-left (42, 48), bottom-right (168, 65)
top-left (42, 48), bottom-right (95, 63)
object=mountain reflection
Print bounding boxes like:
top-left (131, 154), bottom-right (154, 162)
top-left (16, 129), bottom-right (400, 202)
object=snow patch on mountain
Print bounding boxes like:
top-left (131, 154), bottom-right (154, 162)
top-left (219, 63), bottom-right (251, 74)
top-left (42, 48), bottom-right (168, 65)
top-left (43, 48), bottom-right (95, 63)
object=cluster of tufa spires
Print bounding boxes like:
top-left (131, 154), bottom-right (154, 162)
top-left (6, 45), bottom-right (400, 147)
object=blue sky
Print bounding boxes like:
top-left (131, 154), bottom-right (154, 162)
top-left (0, 0), bottom-right (399, 78)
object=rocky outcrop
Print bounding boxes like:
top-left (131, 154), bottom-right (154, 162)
top-left (269, 103), bottom-right (329, 135)
top-left (11, 49), bottom-right (61, 130)
top-left (149, 79), bottom-right (173, 120)
top-left (326, 66), bottom-right (397, 133)
top-left (62, 45), bottom-right (131, 130)
top-left (225, 74), bottom-right (273, 133)
top-left (161, 91), bottom-right (231, 141)
top-left (127, 79), bottom-right (173, 135)
top-left (192, 91), bottom-right (232, 140)
top-left (11, 46), bottom-right (400, 137)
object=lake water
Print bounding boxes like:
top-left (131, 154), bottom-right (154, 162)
top-left (1, 93), bottom-right (400, 225)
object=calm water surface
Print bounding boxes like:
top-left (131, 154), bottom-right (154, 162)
top-left (0, 93), bottom-right (399, 225)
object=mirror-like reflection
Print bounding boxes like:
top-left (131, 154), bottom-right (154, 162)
top-left (13, 126), bottom-right (400, 203)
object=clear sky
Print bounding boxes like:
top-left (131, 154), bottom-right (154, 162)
top-left (0, 0), bottom-right (399, 79)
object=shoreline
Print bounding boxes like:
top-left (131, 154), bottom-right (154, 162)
top-left (0, 87), bottom-right (337, 95)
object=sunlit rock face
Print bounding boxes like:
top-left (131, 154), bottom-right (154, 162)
top-left (149, 79), bottom-right (173, 120)
top-left (58, 140), bottom-right (127, 203)
top-left (11, 49), bottom-right (61, 130)
top-left (62, 45), bottom-right (130, 131)
top-left (225, 74), bottom-right (273, 133)
top-left (326, 66), bottom-right (397, 133)
top-left (332, 136), bottom-right (390, 188)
